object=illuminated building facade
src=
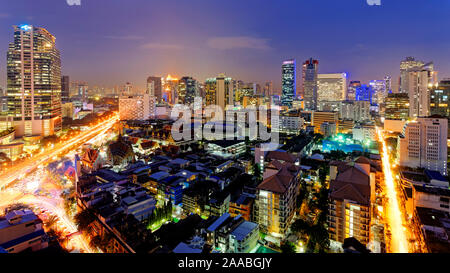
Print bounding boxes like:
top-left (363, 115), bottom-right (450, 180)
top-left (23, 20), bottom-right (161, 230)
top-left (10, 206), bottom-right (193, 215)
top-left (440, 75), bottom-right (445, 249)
top-left (61, 75), bottom-right (70, 103)
top-left (328, 158), bottom-right (373, 246)
top-left (302, 58), bottom-right (318, 110)
top-left (119, 94), bottom-right (155, 121)
top-left (347, 81), bottom-right (361, 101)
top-left (317, 73), bottom-right (347, 102)
top-left (205, 74), bottom-right (234, 110)
top-left (398, 117), bottom-right (448, 176)
top-left (281, 59), bottom-right (296, 108)
top-left (6, 25), bottom-right (62, 138)
top-left (399, 57), bottom-right (425, 93)
top-left (146, 76), bottom-right (162, 102)
top-left (369, 80), bottom-right (387, 106)
top-left (311, 111), bottom-right (339, 134)
top-left (385, 93), bottom-right (409, 120)
top-left (177, 76), bottom-right (199, 105)
top-left (430, 80), bottom-right (450, 118)
top-left (162, 75), bottom-right (178, 104)
top-left (355, 84), bottom-right (373, 104)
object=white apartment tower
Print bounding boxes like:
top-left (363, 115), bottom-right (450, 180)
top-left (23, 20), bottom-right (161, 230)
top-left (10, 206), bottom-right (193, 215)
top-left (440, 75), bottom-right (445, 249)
top-left (398, 117), bottom-right (448, 175)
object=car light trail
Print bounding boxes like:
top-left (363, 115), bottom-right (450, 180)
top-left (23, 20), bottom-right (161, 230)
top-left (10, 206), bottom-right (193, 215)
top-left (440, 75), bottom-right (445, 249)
top-left (377, 127), bottom-right (409, 253)
top-left (0, 114), bottom-right (118, 190)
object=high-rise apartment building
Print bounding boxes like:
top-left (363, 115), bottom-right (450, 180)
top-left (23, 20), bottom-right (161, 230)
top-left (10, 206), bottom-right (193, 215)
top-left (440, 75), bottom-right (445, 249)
top-left (385, 93), bottom-right (409, 120)
top-left (328, 158), bottom-right (373, 246)
top-left (339, 100), bottom-right (371, 122)
top-left (263, 81), bottom-right (273, 97)
top-left (6, 25), bottom-right (62, 138)
top-left (317, 73), bottom-right (347, 102)
top-left (405, 62), bottom-right (437, 118)
top-left (255, 151), bottom-right (300, 237)
top-left (347, 81), bottom-right (361, 101)
top-left (146, 76), bottom-right (162, 102)
top-left (355, 84), bottom-right (373, 103)
top-left (61, 75), bottom-right (70, 103)
top-left (162, 75), bottom-right (178, 104)
top-left (119, 94), bottom-right (155, 121)
top-left (281, 59), bottom-right (296, 108)
top-left (398, 117), bottom-right (448, 175)
top-left (369, 80), bottom-right (387, 106)
top-left (302, 58), bottom-right (318, 110)
top-left (205, 74), bottom-right (234, 111)
top-left (400, 57), bottom-right (425, 93)
top-left (430, 80), bottom-right (450, 118)
top-left (177, 76), bottom-right (199, 105)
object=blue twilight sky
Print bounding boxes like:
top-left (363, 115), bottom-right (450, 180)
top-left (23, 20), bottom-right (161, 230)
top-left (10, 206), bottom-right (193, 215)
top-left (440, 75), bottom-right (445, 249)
top-left (0, 0), bottom-right (449, 92)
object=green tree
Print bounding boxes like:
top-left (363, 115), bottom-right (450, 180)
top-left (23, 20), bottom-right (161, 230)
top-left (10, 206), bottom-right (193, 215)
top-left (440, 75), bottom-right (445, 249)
top-left (280, 241), bottom-right (296, 253)
top-left (74, 208), bottom-right (97, 232)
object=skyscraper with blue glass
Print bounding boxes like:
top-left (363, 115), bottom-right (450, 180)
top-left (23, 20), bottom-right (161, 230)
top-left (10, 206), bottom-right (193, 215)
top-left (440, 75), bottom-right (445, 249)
top-left (355, 84), bottom-right (373, 104)
top-left (281, 59), bottom-right (296, 107)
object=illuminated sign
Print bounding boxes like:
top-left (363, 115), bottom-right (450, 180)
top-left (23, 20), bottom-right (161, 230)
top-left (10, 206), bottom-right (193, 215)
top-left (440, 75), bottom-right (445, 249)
top-left (20, 25), bottom-right (32, 31)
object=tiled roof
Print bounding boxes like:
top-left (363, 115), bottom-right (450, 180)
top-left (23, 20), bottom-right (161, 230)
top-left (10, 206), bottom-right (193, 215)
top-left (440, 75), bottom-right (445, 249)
top-left (257, 166), bottom-right (295, 194)
top-left (82, 148), bottom-right (99, 164)
top-left (266, 150), bottom-right (297, 163)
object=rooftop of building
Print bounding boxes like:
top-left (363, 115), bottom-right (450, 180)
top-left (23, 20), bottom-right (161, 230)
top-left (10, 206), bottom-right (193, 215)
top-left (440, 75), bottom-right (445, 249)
top-left (231, 221), bottom-right (258, 242)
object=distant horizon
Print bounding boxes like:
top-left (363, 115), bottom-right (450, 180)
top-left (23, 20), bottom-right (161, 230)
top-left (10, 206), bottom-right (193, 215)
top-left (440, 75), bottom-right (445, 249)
top-left (0, 0), bottom-right (449, 92)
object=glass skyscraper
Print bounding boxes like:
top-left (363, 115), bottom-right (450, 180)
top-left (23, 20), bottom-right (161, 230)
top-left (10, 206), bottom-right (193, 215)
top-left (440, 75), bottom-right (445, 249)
top-left (7, 25), bottom-right (62, 138)
top-left (355, 84), bottom-right (373, 104)
top-left (302, 58), bottom-right (319, 110)
top-left (281, 59), bottom-right (296, 107)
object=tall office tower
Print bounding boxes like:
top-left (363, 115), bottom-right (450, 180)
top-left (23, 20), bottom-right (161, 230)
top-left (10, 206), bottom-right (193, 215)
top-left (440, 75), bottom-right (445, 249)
top-left (347, 81), bottom-right (361, 101)
top-left (384, 76), bottom-right (392, 94)
top-left (355, 84), bottom-right (373, 103)
top-left (404, 62), bottom-right (437, 118)
top-left (162, 74), bottom-right (178, 104)
top-left (122, 82), bottom-right (133, 96)
top-left (61, 76), bottom-right (70, 103)
top-left (234, 81), bottom-right (256, 104)
top-left (399, 57), bottom-right (425, 93)
top-left (384, 93), bottom-right (409, 120)
top-left (430, 80), bottom-right (450, 117)
top-left (281, 59), bottom-right (296, 108)
top-left (369, 80), bottom-right (387, 105)
top-left (263, 81), bottom-right (273, 97)
top-left (317, 73), bottom-right (348, 102)
top-left (328, 158), bottom-right (373, 246)
top-left (6, 25), bottom-right (62, 138)
top-left (205, 74), bottom-right (234, 110)
top-left (398, 117), bottom-right (448, 175)
top-left (302, 58), bottom-right (318, 110)
top-left (146, 76), bottom-right (162, 102)
top-left (177, 76), bottom-right (199, 105)
top-left (77, 82), bottom-right (88, 101)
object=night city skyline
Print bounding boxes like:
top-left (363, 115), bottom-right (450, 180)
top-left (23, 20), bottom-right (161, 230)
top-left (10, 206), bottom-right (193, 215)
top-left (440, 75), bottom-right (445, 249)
top-left (0, 0), bottom-right (449, 91)
top-left (1, 0), bottom-right (450, 264)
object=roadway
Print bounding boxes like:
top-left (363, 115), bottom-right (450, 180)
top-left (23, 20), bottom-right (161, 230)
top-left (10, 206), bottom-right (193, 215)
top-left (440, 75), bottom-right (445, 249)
top-left (376, 126), bottom-right (410, 253)
top-left (0, 114), bottom-right (119, 191)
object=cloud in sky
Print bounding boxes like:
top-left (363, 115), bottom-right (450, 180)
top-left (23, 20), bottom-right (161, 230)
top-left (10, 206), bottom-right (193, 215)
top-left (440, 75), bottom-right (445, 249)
top-left (140, 42), bottom-right (183, 50)
top-left (207, 36), bottom-right (271, 50)
top-left (104, 35), bottom-right (144, 40)
top-left (0, 13), bottom-right (10, 19)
